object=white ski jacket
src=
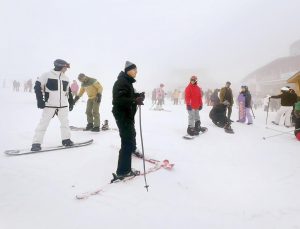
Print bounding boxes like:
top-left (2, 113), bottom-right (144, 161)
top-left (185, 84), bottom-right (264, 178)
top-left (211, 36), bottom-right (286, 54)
top-left (37, 70), bottom-right (70, 108)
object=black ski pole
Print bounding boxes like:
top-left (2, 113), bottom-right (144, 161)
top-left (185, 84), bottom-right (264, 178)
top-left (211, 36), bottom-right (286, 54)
top-left (262, 128), bottom-right (300, 140)
top-left (138, 105), bottom-right (149, 191)
top-left (265, 98), bottom-right (270, 126)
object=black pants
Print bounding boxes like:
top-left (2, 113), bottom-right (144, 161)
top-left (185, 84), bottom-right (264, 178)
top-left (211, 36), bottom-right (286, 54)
top-left (114, 117), bottom-right (136, 175)
top-left (227, 106), bottom-right (232, 119)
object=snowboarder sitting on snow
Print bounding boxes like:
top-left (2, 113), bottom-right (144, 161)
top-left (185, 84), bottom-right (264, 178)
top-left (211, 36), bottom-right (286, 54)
top-left (209, 100), bottom-right (234, 133)
top-left (294, 101), bottom-right (300, 141)
top-left (270, 86), bottom-right (298, 127)
top-left (112, 61), bottom-right (145, 179)
top-left (31, 59), bottom-right (74, 151)
top-left (185, 75), bottom-right (207, 136)
top-left (73, 74), bottom-right (103, 132)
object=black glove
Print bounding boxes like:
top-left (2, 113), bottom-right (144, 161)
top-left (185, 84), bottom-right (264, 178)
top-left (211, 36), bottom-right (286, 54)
top-left (73, 96), bottom-right (80, 104)
top-left (135, 96), bottom-right (144, 105)
top-left (96, 93), bottom-right (102, 103)
top-left (187, 105), bottom-right (192, 110)
top-left (37, 99), bottom-right (45, 109)
top-left (69, 103), bottom-right (73, 111)
top-left (139, 92), bottom-right (145, 99)
top-left (199, 106), bottom-right (202, 111)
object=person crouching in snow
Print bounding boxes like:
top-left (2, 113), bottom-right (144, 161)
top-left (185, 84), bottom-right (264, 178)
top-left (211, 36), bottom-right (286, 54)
top-left (294, 101), bottom-right (300, 141)
top-left (209, 100), bottom-right (234, 133)
top-left (184, 75), bottom-right (207, 136)
top-left (31, 59), bottom-right (74, 151)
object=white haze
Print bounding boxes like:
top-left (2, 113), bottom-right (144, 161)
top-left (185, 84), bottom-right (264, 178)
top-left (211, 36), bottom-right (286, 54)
top-left (1, 0), bottom-right (300, 91)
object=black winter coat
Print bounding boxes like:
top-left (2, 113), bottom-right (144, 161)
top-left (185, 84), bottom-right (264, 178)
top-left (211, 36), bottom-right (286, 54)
top-left (244, 91), bottom-right (252, 108)
top-left (271, 91), bottom-right (298, 106)
top-left (209, 103), bottom-right (228, 127)
top-left (112, 71), bottom-right (138, 121)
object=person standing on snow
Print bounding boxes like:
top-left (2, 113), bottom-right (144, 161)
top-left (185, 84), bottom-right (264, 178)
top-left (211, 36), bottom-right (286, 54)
top-left (220, 81), bottom-right (234, 122)
top-left (185, 75), bottom-right (207, 136)
top-left (294, 101), bottom-right (300, 141)
top-left (270, 86), bottom-right (298, 127)
top-left (73, 74), bottom-right (103, 132)
top-left (155, 84), bottom-right (165, 110)
top-left (31, 59), bottom-right (74, 151)
top-left (112, 61), bottom-right (145, 179)
top-left (242, 86), bottom-right (253, 125)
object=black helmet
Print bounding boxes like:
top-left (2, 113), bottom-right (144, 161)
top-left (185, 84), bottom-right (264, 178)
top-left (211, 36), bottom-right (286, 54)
top-left (54, 59), bottom-right (70, 68)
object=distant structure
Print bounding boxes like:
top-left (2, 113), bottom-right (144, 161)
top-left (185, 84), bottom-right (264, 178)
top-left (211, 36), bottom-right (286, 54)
top-left (242, 40), bottom-right (300, 96)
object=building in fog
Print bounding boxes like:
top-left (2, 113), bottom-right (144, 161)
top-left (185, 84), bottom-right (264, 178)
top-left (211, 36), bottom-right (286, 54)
top-left (241, 40), bottom-right (300, 96)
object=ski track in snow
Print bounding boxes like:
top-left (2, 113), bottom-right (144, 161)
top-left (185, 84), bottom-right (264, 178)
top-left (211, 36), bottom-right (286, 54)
top-left (0, 88), bottom-right (300, 229)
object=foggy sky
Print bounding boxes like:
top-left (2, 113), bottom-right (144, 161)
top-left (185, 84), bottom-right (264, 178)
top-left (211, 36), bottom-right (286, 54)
top-left (1, 0), bottom-right (300, 90)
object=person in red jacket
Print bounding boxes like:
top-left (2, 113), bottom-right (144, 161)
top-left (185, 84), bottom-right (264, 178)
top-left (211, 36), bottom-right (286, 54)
top-left (185, 76), bottom-right (207, 136)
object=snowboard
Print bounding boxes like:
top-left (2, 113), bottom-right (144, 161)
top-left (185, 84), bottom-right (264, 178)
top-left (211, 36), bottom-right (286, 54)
top-left (237, 94), bottom-right (246, 122)
top-left (183, 127), bottom-right (208, 139)
top-left (4, 139), bottom-right (93, 156)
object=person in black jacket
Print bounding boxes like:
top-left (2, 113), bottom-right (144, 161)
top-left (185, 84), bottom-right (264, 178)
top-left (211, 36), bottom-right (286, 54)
top-left (270, 86), bottom-right (298, 127)
top-left (112, 61), bottom-right (145, 178)
top-left (209, 100), bottom-right (234, 133)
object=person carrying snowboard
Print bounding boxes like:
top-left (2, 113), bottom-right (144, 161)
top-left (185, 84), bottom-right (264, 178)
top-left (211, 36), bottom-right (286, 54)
top-left (184, 75), bottom-right (207, 136)
top-left (237, 86), bottom-right (253, 124)
top-left (73, 73), bottom-right (103, 132)
top-left (209, 100), bottom-right (234, 133)
top-left (31, 59), bottom-right (74, 151)
top-left (220, 81), bottom-right (234, 122)
top-left (112, 61), bottom-right (145, 179)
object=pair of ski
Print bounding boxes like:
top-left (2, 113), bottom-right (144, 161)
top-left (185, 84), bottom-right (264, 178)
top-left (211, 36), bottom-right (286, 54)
top-left (183, 127), bottom-right (208, 139)
top-left (75, 156), bottom-right (174, 200)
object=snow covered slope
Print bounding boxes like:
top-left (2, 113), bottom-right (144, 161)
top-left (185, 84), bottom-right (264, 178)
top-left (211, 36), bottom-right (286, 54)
top-left (0, 88), bottom-right (299, 229)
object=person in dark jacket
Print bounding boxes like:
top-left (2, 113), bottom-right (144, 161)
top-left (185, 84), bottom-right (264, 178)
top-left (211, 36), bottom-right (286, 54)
top-left (243, 86), bottom-right (253, 125)
top-left (209, 100), bottom-right (234, 133)
top-left (219, 81), bottom-right (234, 121)
top-left (270, 86), bottom-right (298, 127)
top-left (294, 101), bottom-right (300, 141)
top-left (112, 61), bottom-right (145, 179)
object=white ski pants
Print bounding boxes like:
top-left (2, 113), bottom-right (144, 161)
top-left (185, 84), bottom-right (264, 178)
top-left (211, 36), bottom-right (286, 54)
top-left (274, 106), bottom-right (293, 127)
top-left (188, 109), bottom-right (200, 127)
top-left (32, 107), bottom-right (71, 144)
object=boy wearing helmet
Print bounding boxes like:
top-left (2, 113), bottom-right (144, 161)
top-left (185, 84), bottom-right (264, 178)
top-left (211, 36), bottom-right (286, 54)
top-left (30, 59), bottom-right (74, 151)
top-left (184, 76), bottom-right (207, 136)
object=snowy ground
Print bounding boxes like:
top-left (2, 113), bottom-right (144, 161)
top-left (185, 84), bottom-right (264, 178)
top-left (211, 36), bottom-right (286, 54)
top-left (0, 87), bottom-right (300, 229)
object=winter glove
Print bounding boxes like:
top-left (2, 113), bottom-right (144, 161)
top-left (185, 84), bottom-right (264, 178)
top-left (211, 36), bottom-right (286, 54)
top-left (73, 96), bottom-right (80, 104)
top-left (37, 99), bottom-right (45, 109)
top-left (69, 103), bottom-right (73, 111)
top-left (139, 92), bottom-right (145, 99)
top-left (135, 96), bottom-right (145, 105)
top-left (96, 93), bottom-right (102, 104)
top-left (199, 106), bottom-right (202, 111)
top-left (186, 105), bottom-right (192, 110)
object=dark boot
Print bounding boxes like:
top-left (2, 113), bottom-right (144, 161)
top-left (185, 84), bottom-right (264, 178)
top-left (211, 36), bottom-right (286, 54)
top-left (195, 120), bottom-right (201, 133)
top-left (187, 126), bottom-right (198, 136)
top-left (91, 126), bottom-right (100, 132)
top-left (85, 123), bottom-right (93, 130)
top-left (31, 143), bottom-right (41, 151)
top-left (62, 139), bottom-right (74, 146)
top-left (101, 120), bottom-right (109, 131)
top-left (224, 123), bottom-right (234, 134)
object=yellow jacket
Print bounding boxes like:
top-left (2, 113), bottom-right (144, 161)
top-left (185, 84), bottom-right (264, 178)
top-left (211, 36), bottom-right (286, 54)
top-left (78, 77), bottom-right (103, 99)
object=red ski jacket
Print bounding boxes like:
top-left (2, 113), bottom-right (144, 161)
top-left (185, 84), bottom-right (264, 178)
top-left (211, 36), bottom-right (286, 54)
top-left (185, 83), bottom-right (203, 109)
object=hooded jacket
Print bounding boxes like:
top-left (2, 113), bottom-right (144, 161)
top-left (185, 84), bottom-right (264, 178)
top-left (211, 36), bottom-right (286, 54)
top-left (35, 70), bottom-right (72, 108)
top-left (78, 76), bottom-right (103, 99)
top-left (185, 83), bottom-right (203, 109)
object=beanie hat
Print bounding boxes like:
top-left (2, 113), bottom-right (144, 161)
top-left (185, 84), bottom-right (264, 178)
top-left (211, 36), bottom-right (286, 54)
top-left (296, 132), bottom-right (300, 141)
top-left (54, 59), bottom-right (70, 68)
top-left (125, 61), bottom-right (137, 73)
top-left (190, 75), bottom-right (197, 81)
top-left (295, 101), bottom-right (300, 111)
top-left (78, 73), bottom-right (86, 81)
top-left (226, 81), bottom-right (231, 85)
top-left (281, 86), bottom-right (290, 91)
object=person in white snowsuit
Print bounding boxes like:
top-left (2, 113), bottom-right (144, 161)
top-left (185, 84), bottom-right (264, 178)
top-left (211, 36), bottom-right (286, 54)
top-left (31, 59), bottom-right (74, 151)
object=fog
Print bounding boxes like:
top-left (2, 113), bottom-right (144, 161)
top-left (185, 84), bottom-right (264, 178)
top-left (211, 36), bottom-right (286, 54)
top-left (1, 0), bottom-right (300, 91)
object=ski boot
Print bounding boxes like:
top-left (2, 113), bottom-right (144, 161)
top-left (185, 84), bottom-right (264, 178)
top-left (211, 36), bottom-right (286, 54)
top-left (85, 123), bottom-right (93, 131)
top-left (31, 143), bottom-right (41, 151)
top-left (111, 169), bottom-right (140, 183)
top-left (101, 120), bottom-right (109, 131)
top-left (195, 121), bottom-right (207, 134)
top-left (187, 126), bottom-right (198, 136)
top-left (62, 139), bottom-right (74, 146)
